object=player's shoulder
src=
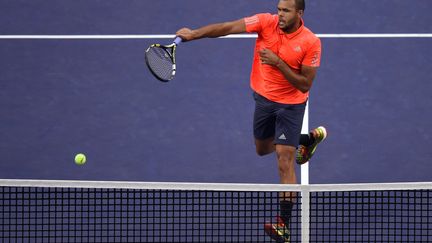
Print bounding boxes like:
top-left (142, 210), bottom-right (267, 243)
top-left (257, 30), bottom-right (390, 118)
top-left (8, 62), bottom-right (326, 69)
top-left (300, 26), bottom-right (321, 46)
top-left (245, 13), bottom-right (277, 33)
top-left (253, 13), bottom-right (278, 25)
top-left (302, 26), bottom-right (320, 41)
top-left (255, 13), bottom-right (277, 20)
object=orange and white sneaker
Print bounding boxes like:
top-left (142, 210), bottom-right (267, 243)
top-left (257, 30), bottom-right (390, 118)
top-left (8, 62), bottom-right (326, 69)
top-left (296, 126), bottom-right (327, 165)
top-left (264, 215), bottom-right (290, 243)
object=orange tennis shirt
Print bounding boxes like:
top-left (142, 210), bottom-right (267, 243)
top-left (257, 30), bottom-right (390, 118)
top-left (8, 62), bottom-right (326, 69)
top-left (244, 13), bottom-right (321, 104)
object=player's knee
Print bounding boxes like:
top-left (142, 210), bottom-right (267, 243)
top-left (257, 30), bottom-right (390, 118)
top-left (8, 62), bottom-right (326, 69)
top-left (276, 147), bottom-right (296, 173)
top-left (256, 147), bottom-right (271, 156)
top-left (277, 156), bottom-right (294, 173)
top-left (255, 139), bottom-right (274, 156)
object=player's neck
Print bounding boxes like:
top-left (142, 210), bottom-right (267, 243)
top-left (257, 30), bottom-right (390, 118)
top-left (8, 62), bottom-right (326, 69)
top-left (282, 20), bottom-right (301, 34)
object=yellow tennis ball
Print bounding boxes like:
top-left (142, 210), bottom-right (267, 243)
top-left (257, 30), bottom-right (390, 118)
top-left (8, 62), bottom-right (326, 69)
top-left (74, 153), bottom-right (86, 165)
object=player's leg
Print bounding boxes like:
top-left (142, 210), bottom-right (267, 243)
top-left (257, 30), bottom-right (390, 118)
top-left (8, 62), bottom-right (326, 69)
top-left (276, 144), bottom-right (297, 230)
top-left (264, 102), bottom-right (306, 243)
top-left (264, 147), bottom-right (298, 243)
top-left (253, 92), bottom-right (277, 156)
top-left (276, 145), bottom-right (297, 184)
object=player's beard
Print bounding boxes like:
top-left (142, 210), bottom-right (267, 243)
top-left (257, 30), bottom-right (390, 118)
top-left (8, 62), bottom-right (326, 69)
top-left (279, 17), bottom-right (299, 33)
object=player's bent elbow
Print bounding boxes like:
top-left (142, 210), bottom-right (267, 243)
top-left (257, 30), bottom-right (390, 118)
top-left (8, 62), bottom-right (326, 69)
top-left (299, 85), bottom-right (311, 93)
top-left (299, 80), bottom-right (313, 93)
top-left (299, 88), bottom-right (308, 93)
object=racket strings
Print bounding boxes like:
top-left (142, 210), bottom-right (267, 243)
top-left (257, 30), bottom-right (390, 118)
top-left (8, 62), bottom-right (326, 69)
top-left (146, 47), bottom-right (175, 81)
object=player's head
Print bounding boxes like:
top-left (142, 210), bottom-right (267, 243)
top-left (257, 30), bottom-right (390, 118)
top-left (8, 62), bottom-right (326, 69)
top-left (294, 0), bottom-right (305, 12)
top-left (279, 0), bottom-right (305, 11)
top-left (277, 0), bottom-right (305, 33)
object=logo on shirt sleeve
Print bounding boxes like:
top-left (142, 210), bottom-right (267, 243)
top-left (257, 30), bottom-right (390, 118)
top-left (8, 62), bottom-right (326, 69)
top-left (311, 53), bottom-right (319, 66)
top-left (245, 16), bottom-right (259, 26)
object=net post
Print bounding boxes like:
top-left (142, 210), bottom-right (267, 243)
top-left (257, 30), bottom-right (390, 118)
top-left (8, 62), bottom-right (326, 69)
top-left (300, 101), bottom-right (309, 186)
top-left (301, 185), bottom-right (310, 243)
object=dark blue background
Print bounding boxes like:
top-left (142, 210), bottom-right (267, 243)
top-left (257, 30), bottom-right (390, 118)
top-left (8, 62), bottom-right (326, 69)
top-left (1, 0), bottom-right (431, 183)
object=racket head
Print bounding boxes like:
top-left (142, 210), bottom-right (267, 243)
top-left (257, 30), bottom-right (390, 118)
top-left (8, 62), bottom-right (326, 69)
top-left (145, 44), bottom-right (177, 82)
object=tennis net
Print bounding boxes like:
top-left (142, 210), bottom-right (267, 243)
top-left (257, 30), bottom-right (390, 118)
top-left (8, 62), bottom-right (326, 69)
top-left (0, 179), bottom-right (431, 242)
top-left (307, 183), bottom-right (432, 243)
top-left (0, 180), bottom-right (302, 242)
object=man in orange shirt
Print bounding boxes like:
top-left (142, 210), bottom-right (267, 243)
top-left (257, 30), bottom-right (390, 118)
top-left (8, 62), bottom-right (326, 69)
top-left (176, 0), bottom-right (326, 241)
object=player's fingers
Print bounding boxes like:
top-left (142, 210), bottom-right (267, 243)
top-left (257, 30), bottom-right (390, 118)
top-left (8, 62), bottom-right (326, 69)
top-left (175, 29), bottom-right (183, 36)
top-left (175, 28), bottom-right (191, 37)
top-left (175, 27), bottom-right (189, 33)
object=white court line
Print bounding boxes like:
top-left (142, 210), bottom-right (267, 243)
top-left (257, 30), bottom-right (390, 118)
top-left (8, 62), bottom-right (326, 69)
top-left (0, 33), bottom-right (432, 39)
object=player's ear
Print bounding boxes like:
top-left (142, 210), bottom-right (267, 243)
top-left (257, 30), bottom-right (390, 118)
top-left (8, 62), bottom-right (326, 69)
top-left (297, 10), bottom-right (304, 18)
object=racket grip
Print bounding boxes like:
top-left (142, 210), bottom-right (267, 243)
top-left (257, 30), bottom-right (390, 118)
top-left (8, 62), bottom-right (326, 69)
top-left (174, 36), bottom-right (182, 45)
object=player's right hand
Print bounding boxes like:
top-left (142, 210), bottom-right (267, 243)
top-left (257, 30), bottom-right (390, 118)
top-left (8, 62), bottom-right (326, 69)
top-left (175, 28), bottom-right (196, 42)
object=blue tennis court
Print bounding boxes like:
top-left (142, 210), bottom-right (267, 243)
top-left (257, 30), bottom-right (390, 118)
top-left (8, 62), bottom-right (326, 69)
top-left (1, 1), bottom-right (432, 242)
top-left (1, 0), bottom-right (431, 184)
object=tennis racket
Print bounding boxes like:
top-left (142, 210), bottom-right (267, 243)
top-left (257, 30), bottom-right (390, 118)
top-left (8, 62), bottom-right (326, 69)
top-left (145, 37), bottom-right (182, 82)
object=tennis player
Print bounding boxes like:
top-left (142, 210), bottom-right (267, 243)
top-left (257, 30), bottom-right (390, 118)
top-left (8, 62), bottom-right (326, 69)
top-left (176, 0), bottom-right (326, 241)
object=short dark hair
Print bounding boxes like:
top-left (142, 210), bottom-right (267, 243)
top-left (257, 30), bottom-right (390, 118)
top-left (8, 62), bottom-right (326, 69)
top-left (281, 0), bottom-right (305, 11)
top-left (295, 0), bottom-right (305, 11)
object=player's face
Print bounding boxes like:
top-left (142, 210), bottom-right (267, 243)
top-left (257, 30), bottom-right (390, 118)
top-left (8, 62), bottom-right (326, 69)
top-left (277, 0), bottom-right (303, 33)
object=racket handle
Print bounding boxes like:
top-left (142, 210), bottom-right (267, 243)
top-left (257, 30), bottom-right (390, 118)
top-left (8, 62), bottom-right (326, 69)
top-left (174, 36), bottom-right (182, 45)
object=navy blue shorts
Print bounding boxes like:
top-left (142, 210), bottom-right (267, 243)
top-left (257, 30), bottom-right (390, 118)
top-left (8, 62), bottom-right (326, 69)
top-left (253, 92), bottom-right (306, 147)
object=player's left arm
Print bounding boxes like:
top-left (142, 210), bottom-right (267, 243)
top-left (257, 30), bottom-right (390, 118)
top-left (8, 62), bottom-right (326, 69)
top-left (279, 63), bottom-right (317, 93)
top-left (259, 49), bottom-right (318, 93)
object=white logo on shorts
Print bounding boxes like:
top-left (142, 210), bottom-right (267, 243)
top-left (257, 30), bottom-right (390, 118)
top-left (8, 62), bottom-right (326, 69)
top-left (278, 134), bottom-right (287, 140)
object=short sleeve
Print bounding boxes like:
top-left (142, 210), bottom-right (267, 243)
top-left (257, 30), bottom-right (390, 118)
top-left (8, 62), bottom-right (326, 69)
top-left (244, 13), bottom-right (273, 34)
top-left (302, 38), bottom-right (321, 67)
